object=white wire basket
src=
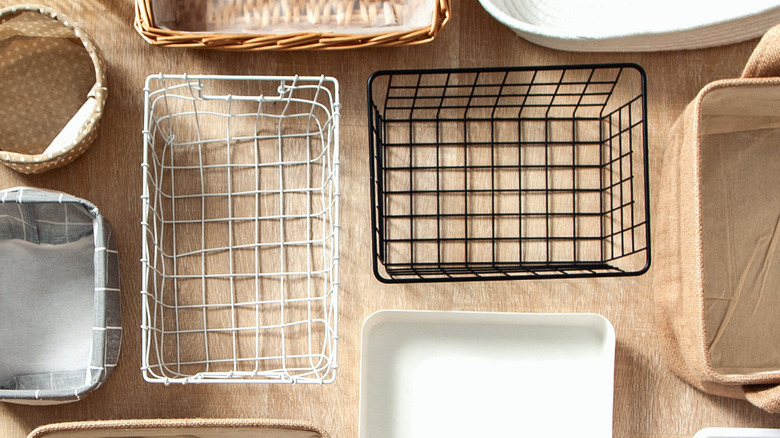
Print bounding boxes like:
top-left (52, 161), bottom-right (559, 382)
top-left (141, 74), bottom-right (340, 384)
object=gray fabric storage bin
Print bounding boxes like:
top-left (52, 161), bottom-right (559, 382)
top-left (0, 187), bottom-right (121, 404)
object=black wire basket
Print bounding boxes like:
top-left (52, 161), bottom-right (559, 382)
top-left (368, 64), bottom-right (649, 283)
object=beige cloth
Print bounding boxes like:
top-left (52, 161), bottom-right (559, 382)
top-left (655, 23), bottom-right (780, 412)
top-left (0, 6), bottom-right (106, 174)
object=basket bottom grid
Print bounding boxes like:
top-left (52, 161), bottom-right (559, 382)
top-left (146, 269), bottom-right (336, 382)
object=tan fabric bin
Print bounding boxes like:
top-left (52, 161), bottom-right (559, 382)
top-left (655, 24), bottom-right (780, 413)
top-left (0, 5), bottom-right (106, 174)
top-left (27, 419), bottom-right (330, 438)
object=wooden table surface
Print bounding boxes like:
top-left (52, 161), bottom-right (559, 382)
top-left (3, 1), bottom-right (780, 436)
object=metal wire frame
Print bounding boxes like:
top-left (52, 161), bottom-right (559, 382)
top-left (368, 64), bottom-right (649, 283)
top-left (141, 74), bottom-right (339, 383)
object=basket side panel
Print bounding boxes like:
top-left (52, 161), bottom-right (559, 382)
top-left (599, 66), bottom-right (649, 272)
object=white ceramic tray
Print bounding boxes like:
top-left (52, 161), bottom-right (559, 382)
top-left (359, 311), bottom-right (616, 438)
top-left (695, 428), bottom-right (780, 438)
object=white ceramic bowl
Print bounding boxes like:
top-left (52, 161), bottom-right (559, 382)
top-left (478, 0), bottom-right (780, 51)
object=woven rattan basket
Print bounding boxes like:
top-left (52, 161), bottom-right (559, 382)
top-left (0, 5), bottom-right (106, 174)
top-left (134, 0), bottom-right (450, 50)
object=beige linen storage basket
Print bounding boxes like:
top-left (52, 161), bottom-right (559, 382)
top-left (27, 419), bottom-right (330, 438)
top-left (655, 24), bottom-right (780, 413)
top-left (0, 5), bottom-right (106, 174)
top-left (134, 0), bottom-right (450, 50)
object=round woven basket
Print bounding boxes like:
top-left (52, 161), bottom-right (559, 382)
top-left (478, 0), bottom-right (780, 52)
top-left (0, 5), bottom-right (107, 174)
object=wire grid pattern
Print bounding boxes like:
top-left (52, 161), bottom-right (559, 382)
top-left (368, 65), bottom-right (649, 282)
top-left (142, 74), bottom-right (339, 383)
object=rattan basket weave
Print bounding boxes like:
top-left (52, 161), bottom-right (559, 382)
top-left (134, 0), bottom-right (450, 50)
top-left (0, 5), bottom-right (106, 174)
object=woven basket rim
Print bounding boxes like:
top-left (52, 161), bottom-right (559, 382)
top-left (134, 0), bottom-right (450, 50)
top-left (0, 4), bottom-right (107, 172)
top-left (27, 418), bottom-right (331, 438)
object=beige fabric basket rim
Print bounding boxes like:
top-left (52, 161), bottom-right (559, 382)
top-left (133, 0), bottom-right (450, 50)
top-left (687, 76), bottom-right (780, 387)
top-left (26, 418), bottom-right (331, 438)
top-left (0, 4), bottom-right (106, 173)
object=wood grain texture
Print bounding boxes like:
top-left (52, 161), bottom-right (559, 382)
top-left (1, 0), bottom-right (780, 437)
